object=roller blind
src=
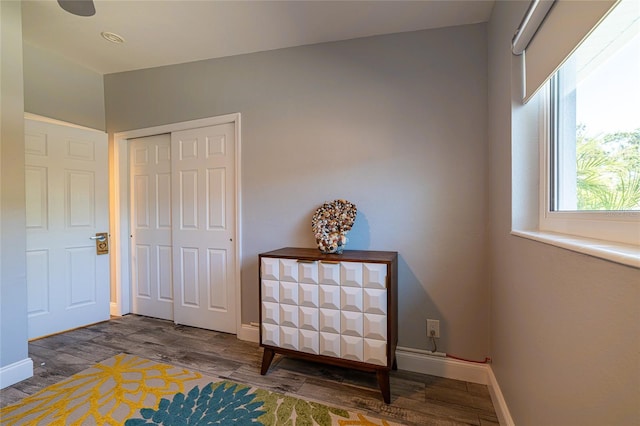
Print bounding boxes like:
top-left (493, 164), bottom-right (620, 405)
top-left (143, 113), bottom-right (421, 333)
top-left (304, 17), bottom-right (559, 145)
top-left (516, 0), bottom-right (619, 102)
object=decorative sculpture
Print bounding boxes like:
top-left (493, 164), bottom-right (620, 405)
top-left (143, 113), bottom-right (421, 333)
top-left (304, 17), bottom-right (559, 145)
top-left (311, 199), bottom-right (357, 254)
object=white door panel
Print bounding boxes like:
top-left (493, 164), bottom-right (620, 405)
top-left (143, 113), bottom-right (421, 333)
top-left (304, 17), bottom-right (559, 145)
top-left (25, 118), bottom-right (109, 339)
top-left (171, 124), bottom-right (236, 333)
top-left (129, 134), bottom-right (173, 320)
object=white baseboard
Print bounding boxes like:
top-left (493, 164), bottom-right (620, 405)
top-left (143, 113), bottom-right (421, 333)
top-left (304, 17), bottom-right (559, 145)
top-left (0, 357), bottom-right (33, 389)
top-left (237, 323), bottom-right (259, 343)
top-left (487, 365), bottom-right (515, 426)
top-left (395, 347), bottom-right (512, 425)
top-left (395, 346), bottom-right (489, 384)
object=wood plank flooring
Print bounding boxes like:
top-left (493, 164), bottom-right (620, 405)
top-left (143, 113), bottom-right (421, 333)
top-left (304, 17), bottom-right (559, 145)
top-left (0, 315), bottom-right (498, 425)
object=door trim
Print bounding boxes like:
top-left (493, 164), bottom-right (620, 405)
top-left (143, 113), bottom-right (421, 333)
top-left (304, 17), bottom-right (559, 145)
top-left (111, 113), bottom-right (243, 336)
top-left (24, 113), bottom-right (106, 133)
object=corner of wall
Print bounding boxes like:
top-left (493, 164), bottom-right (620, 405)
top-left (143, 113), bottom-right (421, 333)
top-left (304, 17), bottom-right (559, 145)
top-left (0, 0), bottom-right (31, 380)
top-left (487, 366), bottom-right (515, 426)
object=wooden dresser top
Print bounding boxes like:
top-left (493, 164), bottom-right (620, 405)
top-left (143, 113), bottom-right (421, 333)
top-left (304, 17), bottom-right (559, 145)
top-left (259, 247), bottom-right (397, 263)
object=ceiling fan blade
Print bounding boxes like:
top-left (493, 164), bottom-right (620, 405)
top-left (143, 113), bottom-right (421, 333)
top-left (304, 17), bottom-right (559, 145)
top-left (57, 0), bottom-right (96, 17)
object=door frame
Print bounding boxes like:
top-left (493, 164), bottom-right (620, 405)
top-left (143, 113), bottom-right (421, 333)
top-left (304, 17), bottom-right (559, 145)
top-left (111, 113), bottom-right (248, 339)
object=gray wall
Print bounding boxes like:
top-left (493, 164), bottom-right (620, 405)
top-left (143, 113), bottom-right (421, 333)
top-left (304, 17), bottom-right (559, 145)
top-left (105, 25), bottom-right (490, 356)
top-left (23, 42), bottom-right (105, 131)
top-left (488, 2), bottom-right (640, 424)
top-left (0, 0), bottom-right (29, 372)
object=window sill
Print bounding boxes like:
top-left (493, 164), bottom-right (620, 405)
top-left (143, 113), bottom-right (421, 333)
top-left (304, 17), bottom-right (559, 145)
top-left (511, 230), bottom-right (640, 269)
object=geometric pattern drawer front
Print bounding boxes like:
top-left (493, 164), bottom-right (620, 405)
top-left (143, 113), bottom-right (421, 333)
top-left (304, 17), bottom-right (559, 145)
top-left (318, 262), bottom-right (340, 285)
top-left (280, 281), bottom-right (299, 306)
top-left (320, 332), bottom-right (341, 358)
top-left (279, 259), bottom-right (299, 282)
top-left (340, 262), bottom-right (363, 287)
top-left (341, 311), bottom-right (363, 337)
top-left (298, 261), bottom-right (318, 284)
top-left (262, 323), bottom-right (279, 346)
top-left (341, 335), bottom-right (364, 362)
top-left (319, 308), bottom-right (341, 334)
top-left (262, 280), bottom-right (279, 303)
top-left (363, 263), bottom-right (387, 289)
top-left (299, 306), bottom-right (319, 331)
top-left (261, 258), bottom-right (280, 281)
top-left (299, 329), bottom-right (320, 355)
top-left (260, 252), bottom-right (395, 376)
top-left (262, 302), bottom-right (279, 325)
top-left (319, 285), bottom-right (340, 310)
top-left (341, 286), bottom-right (363, 312)
top-left (298, 283), bottom-right (319, 308)
top-left (363, 313), bottom-right (387, 341)
top-left (364, 338), bottom-right (387, 366)
top-left (279, 304), bottom-right (299, 328)
top-left (280, 326), bottom-right (298, 350)
top-left (363, 288), bottom-right (386, 315)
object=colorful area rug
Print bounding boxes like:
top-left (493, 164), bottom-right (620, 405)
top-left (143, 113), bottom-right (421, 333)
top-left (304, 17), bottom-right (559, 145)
top-left (1, 353), bottom-right (402, 425)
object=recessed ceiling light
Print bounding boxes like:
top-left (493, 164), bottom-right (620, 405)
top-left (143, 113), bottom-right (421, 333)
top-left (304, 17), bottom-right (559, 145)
top-left (101, 31), bottom-right (125, 44)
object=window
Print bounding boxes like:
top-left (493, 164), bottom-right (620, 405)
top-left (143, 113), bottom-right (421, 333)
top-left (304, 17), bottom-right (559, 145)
top-left (540, 0), bottom-right (640, 246)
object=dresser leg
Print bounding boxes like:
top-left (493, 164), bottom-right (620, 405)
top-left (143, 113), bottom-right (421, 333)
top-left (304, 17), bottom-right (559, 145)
top-left (260, 348), bottom-right (275, 375)
top-left (376, 369), bottom-right (391, 404)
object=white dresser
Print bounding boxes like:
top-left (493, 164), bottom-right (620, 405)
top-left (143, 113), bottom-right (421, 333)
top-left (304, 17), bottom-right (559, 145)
top-left (259, 247), bottom-right (398, 403)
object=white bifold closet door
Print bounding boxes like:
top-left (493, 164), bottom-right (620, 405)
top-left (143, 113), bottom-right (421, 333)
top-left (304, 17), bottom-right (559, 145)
top-left (129, 134), bottom-right (174, 321)
top-left (171, 124), bottom-right (236, 333)
top-left (129, 123), bottom-right (237, 334)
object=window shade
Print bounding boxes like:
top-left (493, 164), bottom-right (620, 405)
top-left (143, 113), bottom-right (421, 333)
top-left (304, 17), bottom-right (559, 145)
top-left (518, 0), bottom-right (619, 103)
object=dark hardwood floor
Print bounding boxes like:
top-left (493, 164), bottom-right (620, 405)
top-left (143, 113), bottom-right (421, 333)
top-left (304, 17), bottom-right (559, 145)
top-left (0, 315), bottom-right (498, 425)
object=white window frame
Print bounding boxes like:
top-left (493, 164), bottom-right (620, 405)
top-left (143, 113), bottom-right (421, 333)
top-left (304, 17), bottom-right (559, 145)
top-left (538, 83), bottom-right (640, 247)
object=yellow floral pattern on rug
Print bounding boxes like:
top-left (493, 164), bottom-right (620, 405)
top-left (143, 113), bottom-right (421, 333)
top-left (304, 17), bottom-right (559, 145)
top-left (0, 354), bottom-right (201, 426)
top-left (3, 354), bottom-right (405, 426)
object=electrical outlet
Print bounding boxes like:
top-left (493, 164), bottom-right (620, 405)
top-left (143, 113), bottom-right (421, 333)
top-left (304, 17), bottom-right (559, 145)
top-left (426, 319), bottom-right (440, 338)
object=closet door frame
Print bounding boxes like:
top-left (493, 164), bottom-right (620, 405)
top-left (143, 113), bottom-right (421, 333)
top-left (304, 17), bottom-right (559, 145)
top-left (111, 113), bottom-right (251, 341)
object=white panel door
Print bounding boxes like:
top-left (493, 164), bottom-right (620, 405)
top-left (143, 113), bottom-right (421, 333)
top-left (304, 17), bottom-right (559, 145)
top-left (25, 118), bottom-right (109, 339)
top-left (171, 124), bottom-right (236, 333)
top-left (129, 134), bottom-right (173, 320)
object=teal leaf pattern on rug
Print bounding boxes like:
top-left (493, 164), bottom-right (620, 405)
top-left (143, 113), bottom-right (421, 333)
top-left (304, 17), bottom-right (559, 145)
top-left (125, 382), bottom-right (266, 425)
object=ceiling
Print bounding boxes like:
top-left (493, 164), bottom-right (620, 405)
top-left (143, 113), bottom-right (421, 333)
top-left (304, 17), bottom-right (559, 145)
top-left (21, 0), bottom-right (495, 75)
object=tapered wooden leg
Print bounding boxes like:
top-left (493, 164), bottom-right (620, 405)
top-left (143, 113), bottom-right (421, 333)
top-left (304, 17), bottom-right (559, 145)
top-left (260, 348), bottom-right (275, 375)
top-left (376, 369), bottom-right (391, 404)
